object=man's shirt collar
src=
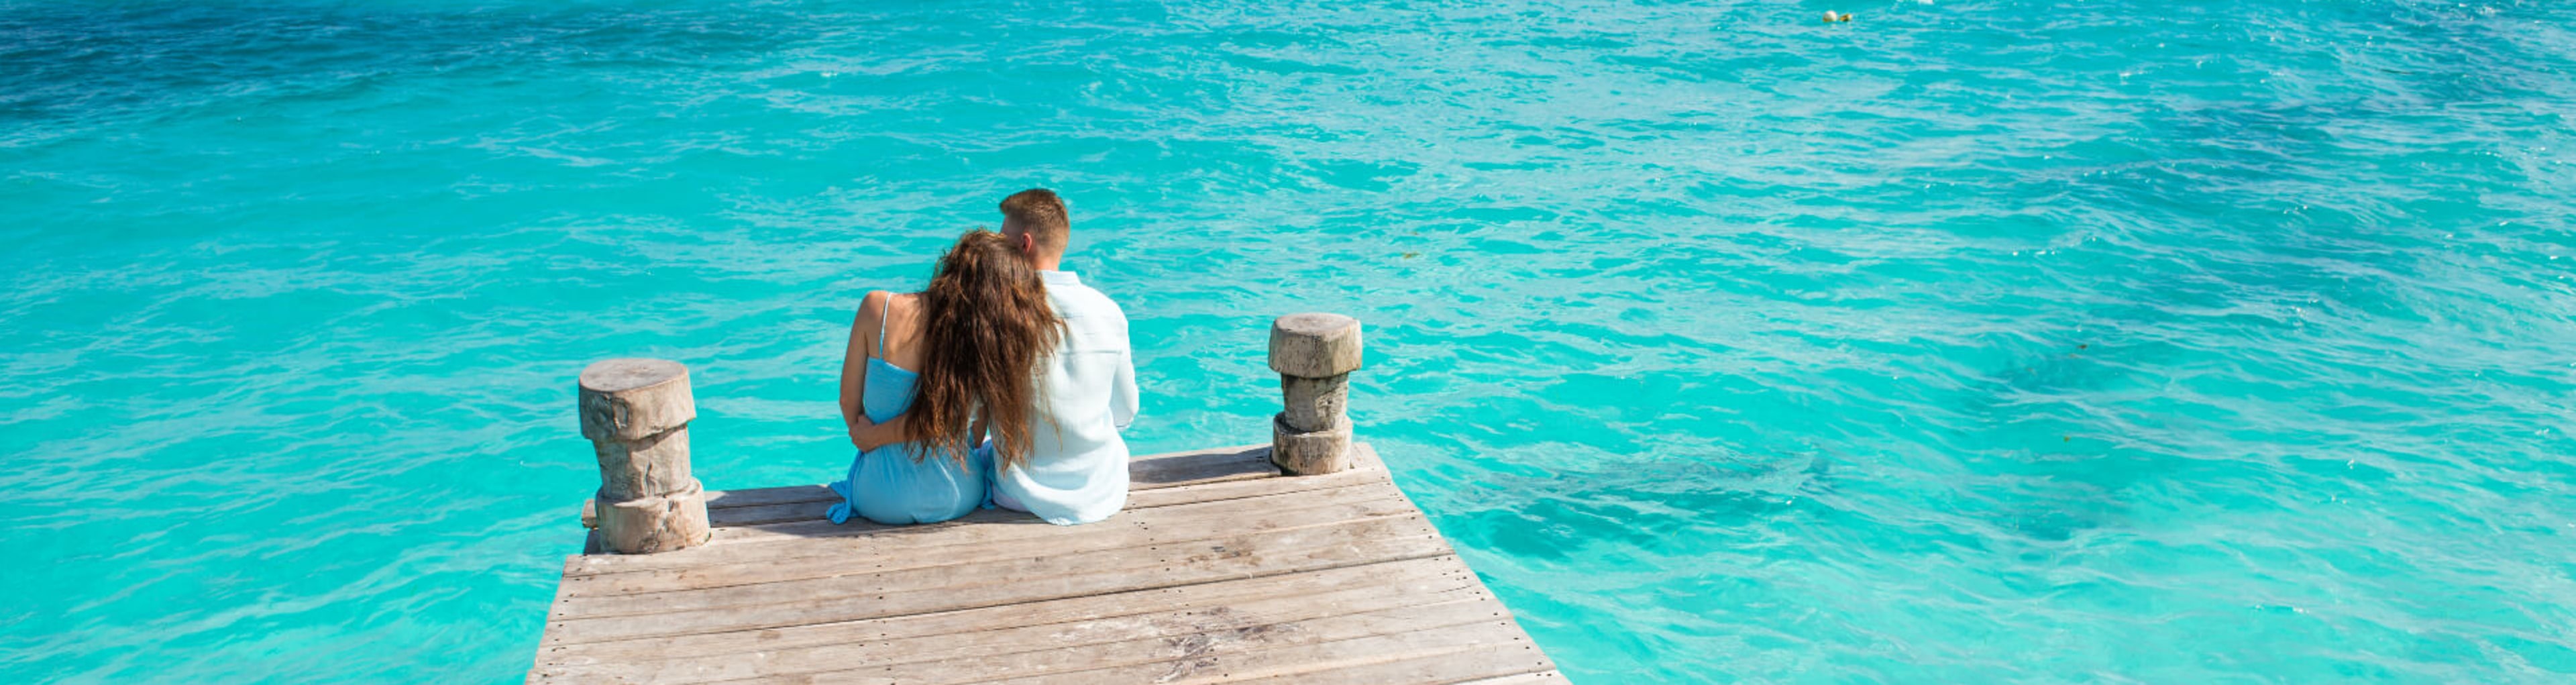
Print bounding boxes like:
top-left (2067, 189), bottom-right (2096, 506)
top-left (1041, 270), bottom-right (1081, 287)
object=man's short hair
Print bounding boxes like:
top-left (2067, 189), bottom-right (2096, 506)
top-left (999, 189), bottom-right (1070, 254)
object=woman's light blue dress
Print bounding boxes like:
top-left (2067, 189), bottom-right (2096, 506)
top-left (826, 308), bottom-right (990, 526)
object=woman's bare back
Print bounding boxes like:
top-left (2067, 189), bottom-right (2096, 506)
top-left (871, 291), bottom-right (929, 372)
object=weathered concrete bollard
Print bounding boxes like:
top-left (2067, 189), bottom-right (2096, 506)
top-left (1269, 313), bottom-right (1362, 475)
top-left (577, 358), bottom-right (710, 554)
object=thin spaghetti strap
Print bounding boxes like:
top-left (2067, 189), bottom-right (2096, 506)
top-left (875, 294), bottom-right (892, 358)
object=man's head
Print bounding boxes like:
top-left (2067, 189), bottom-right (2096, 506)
top-left (997, 189), bottom-right (1069, 270)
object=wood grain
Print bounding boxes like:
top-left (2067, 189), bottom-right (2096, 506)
top-left (528, 442), bottom-right (1555, 684)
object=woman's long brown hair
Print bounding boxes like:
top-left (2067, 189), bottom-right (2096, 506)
top-left (904, 229), bottom-right (1062, 471)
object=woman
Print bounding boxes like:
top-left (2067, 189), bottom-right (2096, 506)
top-left (832, 229), bottom-right (1063, 525)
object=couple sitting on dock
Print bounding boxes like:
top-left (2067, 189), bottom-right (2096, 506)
top-left (828, 189), bottom-right (1140, 527)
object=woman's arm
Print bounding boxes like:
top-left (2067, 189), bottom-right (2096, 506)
top-left (839, 292), bottom-right (883, 448)
top-left (852, 415), bottom-right (910, 452)
top-left (841, 291), bottom-right (913, 452)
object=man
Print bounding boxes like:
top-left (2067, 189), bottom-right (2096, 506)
top-left (987, 189), bottom-right (1140, 525)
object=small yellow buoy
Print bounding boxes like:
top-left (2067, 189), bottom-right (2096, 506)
top-left (1823, 11), bottom-right (1854, 23)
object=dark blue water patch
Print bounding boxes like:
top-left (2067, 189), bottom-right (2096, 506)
top-left (1923, 302), bottom-right (2263, 538)
top-left (0, 2), bottom-right (794, 125)
top-left (2363, 0), bottom-right (2576, 107)
top-left (1440, 454), bottom-right (1828, 560)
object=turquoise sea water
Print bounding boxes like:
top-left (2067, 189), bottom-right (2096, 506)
top-left (7, 0), bottom-right (2575, 681)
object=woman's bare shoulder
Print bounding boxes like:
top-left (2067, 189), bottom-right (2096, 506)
top-left (857, 291), bottom-right (925, 338)
top-left (857, 290), bottom-right (904, 318)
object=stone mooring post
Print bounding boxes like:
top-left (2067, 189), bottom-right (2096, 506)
top-left (1268, 313), bottom-right (1362, 475)
top-left (576, 358), bottom-right (710, 554)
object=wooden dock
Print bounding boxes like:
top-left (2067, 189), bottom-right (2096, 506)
top-left (529, 443), bottom-right (1561, 684)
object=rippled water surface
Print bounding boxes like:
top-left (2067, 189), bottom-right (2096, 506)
top-left (7, 0), bottom-right (2576, 681)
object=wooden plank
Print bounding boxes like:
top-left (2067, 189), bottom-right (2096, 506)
top-left (1125, 443), bottom-right (1278, 488)
top-left (1203, 639), bottom-right (1557, 685)
top-left (932, 619), bottom-right (1546, 685)
top-left (706, 495), bottom-right (835, 527)
top-left (570, 476), bottom-right (1401, 578)
top-left (695, 596), bottom-right (1517, 685)
top-left (541, 512), bottom-right (1452, 644)
top-left (1122, 462), bottom-right (1383, 511)
top-left (549, 509), bottom-right (1440, 623)
top-left (702, 484), bottom-right (835, 511)
top-left (1126, 443), bottom-right (1387, 510)
top-left (535, 558), bottom-right (1483, 673)
top-left (710, 507), bottom-right (1043, 546)
top-left (564, 485), bottom-right (1419, 596)
top-left (531, 559), bottom-right (1497, 682)
top-left (1454, 672), bottom-right (1568, 684)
